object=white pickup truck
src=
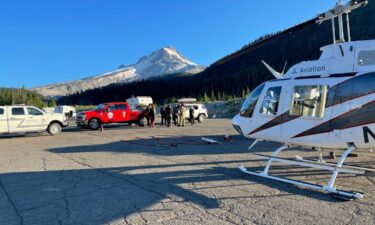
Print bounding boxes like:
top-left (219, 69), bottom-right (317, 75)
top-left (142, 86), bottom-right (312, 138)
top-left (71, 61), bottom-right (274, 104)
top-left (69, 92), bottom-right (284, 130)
top-left (0, 105), bottom-right (68, 136)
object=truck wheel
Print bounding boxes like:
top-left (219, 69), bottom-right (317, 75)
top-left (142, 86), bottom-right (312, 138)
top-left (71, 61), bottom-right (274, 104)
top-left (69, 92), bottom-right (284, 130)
top-left (198, 114), bottom-right (205, 123)
top-left (88, 118), bottom-right (100, 130)
top-left (48, 123), bottom-right (62, 136)
top-left (138, 117), bottom-right (146, 127)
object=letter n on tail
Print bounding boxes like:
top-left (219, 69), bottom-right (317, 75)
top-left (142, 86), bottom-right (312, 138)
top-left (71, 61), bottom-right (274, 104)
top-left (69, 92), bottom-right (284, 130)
top-left (363, 126), bottom-right (375, 143)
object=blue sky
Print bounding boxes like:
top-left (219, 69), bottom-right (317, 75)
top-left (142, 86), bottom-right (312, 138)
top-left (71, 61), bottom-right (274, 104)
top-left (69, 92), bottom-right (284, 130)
top-left (0, 0), bottom-right (334, 88)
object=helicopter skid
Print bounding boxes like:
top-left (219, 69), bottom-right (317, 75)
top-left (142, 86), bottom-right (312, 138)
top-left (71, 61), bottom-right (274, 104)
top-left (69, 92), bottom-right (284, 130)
top-left (239, 145), bottom-right (364, 200)
top-left (238, 166), bottom-right (363, 200)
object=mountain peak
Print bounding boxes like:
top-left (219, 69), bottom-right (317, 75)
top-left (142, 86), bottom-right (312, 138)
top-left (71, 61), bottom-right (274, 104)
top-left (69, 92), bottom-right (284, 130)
top-left (162, 45), bottom-right (176, 51)
top-left (32, 46), bottom-right (205, 97)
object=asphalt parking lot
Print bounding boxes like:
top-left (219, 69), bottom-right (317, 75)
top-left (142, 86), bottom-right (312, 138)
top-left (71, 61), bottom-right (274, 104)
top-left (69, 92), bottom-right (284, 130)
top-left (0, 119), bottom-right (374, 225)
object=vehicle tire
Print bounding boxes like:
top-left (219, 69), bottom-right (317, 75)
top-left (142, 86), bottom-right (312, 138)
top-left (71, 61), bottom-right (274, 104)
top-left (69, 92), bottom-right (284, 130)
top-left (198, 114), bottom-right (205, 123)
top-left (138, 117), bottom-right (147, 127)
top-left (88, 118), bottom-right (100, 130)
top-left (48, 123), bottom-right (62, 136)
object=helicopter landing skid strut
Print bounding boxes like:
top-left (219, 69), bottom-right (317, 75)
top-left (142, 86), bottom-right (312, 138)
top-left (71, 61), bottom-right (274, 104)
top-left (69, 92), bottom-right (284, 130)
top-left (239, 145), bottom-right (364, 200)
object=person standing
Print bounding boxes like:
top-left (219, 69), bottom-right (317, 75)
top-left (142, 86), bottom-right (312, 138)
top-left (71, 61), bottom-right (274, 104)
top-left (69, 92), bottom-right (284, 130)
top-left (173, 106), bottom-right (179, 126)
top-left (166, 105), bottom-right (172, 127)
top-left (189, 106), bottom-right (195, 125)
top-left (149, 104), bottom-right (156, 127)
top-left (145, 105), bottom-right (150, 127)
top-left (160, 106), bottom-right (165, 126)
top-left (179, 104), bottom-right (186, 127)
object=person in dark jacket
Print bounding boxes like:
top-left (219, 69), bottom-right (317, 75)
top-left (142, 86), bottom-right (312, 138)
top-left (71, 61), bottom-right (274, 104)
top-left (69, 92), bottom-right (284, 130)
top-left (189, 106), bottom-right (195, 125)
top-left (165, 105), bottom-right (172, 127)
top-left (160, 106), bottom-right (165, 126)
top-left (149, 104), bottom-right (156, 127)
top-left (145, 105), bottom-right (151, 127)
top-left (173, 106), bottom-right (179, 126)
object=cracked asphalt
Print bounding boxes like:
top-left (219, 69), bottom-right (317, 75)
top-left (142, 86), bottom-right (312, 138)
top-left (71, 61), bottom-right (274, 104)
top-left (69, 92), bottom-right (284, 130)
top-left (0, 119), bottom-right (374, 225)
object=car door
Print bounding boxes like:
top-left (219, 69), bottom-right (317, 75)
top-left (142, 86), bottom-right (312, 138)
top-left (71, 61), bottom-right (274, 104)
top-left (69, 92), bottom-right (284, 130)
top-left (25, 107), bottom-right (46, 130)
top-left (7, 106), bottom-right (29, 133)
top-left (193, 105), bottom-right (199, 118)
top-left (115, 104), bottom-right (130, 122)
top-left (0, 107), bottom-right (8, 133)
top-left (106, 104), bottom-right (117, 123)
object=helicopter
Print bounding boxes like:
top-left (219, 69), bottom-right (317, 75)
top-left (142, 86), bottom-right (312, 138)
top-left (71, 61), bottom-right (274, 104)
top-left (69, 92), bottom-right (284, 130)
top-left (232, 0), bottom-right (375, 200)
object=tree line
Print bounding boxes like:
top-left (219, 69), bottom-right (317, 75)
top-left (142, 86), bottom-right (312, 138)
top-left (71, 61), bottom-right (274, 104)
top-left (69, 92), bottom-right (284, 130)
top-left (0, 88), bottom-right (56, 109)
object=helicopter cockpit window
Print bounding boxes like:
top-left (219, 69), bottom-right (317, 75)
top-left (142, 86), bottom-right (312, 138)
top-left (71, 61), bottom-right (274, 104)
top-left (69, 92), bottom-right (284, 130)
top-left (290, 85), bottom-right (328, 118)
top-left (240, 83), bottom-right (265, 118)
top-left (259, 87), bottom-right (281, 115)
top-left (358, 50), bottom-right (375, 66)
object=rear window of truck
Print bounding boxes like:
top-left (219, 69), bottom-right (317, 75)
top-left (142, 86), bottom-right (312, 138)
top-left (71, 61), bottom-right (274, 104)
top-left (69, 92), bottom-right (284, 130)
top-left (117, 104), bottom-right (127, 110)
top-left (0, 108), bottom-right (4, 115)
top-left (12, 107), bottom-right (25, 115)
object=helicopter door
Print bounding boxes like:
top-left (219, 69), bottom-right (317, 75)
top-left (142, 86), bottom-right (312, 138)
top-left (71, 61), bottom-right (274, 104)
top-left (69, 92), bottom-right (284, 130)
top-left (283, 84), bottom-right (330, 140)
top-left (250, 85), bottom-right (283, 140)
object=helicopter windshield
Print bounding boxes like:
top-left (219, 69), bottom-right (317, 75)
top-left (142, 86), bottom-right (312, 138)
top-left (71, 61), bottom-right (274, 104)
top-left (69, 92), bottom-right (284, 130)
top-left (240, 83), bottom-right (265, 118)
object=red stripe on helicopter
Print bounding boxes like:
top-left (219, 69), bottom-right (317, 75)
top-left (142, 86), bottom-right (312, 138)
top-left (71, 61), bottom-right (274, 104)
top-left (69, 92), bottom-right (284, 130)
top-left (293, 100), bottom-right (375, 138)
top-left (248, 111), bottom-right (297, 135)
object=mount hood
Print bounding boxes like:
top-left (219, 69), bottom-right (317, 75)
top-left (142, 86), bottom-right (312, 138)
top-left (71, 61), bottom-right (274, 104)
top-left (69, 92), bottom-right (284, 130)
top-left (32, 46), bottom-right (204, 97)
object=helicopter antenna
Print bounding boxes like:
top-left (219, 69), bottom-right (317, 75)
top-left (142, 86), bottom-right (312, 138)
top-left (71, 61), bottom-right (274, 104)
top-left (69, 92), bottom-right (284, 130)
top-left (316, 0), bottom-right (368, 44)
top-left (281, 61), bottom-right (288, 75)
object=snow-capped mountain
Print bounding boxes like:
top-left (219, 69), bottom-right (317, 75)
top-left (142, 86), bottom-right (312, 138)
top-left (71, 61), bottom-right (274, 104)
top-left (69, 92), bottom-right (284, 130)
top-left (32, 46), bottom-right (205, 97)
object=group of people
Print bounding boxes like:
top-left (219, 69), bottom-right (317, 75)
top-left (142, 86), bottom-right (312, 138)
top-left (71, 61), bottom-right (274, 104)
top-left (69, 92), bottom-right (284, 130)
top-left (160, 104), bottom-right (195, 127)
top-left (143, 103), bottom-right (195, 128)
top-left (144, 104), bottom-right (156, 127)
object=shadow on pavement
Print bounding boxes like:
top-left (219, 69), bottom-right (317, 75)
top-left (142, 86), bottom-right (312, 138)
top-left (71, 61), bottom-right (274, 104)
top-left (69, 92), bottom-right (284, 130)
top-left (48, 135), bottom-right (279, 156)
top-left (0, 159), bottom-right (342, 225)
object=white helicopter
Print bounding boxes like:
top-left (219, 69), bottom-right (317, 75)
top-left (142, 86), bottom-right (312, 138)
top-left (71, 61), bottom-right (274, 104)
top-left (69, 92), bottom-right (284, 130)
top-left (232, 0), bottom-right (375, 200)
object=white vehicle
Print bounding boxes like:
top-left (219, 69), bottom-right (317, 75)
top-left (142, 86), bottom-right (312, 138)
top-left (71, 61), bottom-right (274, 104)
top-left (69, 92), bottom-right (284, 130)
top-left (55, 105), bottom-right (76, 118)
top-left (183, 103), bottom-right (208, 123)
top-left (126, 96), bottom-right (153, 110)
top-left (42, 107), bottom-right (55, 114)
top-left (0, 105), bottom-right (68, 136)
top-left (232, 1), bottom-right (375, 200)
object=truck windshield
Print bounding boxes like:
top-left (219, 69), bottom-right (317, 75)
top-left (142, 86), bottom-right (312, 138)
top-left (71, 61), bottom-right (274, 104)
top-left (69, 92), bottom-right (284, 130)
top-left (95, 104), bottom-right (106, 111)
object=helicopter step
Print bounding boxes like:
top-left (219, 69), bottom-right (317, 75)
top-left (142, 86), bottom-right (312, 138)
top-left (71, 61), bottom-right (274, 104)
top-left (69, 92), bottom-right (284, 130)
top-left (239, 145), bottom-right (364, 200)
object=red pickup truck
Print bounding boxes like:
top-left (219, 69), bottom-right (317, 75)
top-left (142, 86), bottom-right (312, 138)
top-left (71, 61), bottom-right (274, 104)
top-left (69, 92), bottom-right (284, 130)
top-left (76, 102), bottom-right (147, 130)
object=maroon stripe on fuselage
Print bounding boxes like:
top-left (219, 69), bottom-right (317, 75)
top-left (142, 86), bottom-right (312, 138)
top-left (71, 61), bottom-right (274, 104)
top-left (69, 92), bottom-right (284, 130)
top-left (248, 111), bottom-right (296, 135)
top-left (293, 100), bottom-right (375, 138)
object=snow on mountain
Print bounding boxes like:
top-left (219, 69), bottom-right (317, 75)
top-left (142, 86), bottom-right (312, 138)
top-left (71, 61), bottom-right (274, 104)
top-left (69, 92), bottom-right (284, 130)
top-left (32, 46), bottom-right (205, 97)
